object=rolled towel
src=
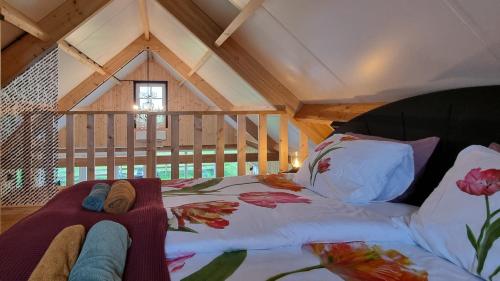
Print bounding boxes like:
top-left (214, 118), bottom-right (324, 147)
top-left (103, 180), bottom-right (136, 214)
top-left (69, 220), bottom-right (131, 281)
top-left (29, 225), bottom-right (86, 281)
top-left (82, 183), bottom-right (111, 212)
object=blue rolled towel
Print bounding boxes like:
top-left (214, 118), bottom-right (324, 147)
top-left (69, 220), bottom-right (131, 281)
top-left (82, 183), bottom-right (111, 212)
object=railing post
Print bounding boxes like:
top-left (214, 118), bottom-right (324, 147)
top-left (107, 113), bottom-right (115, 180)
top-left (258, 113), bottom-right (267, 175)
top-left (127, 114), bottom-right (135, 179)
top-left (146, 113), bottom-right (157, 178)
top-left (87, 114), bottom-right (95, 180)
top-left (66, 114), bottom-right (74, 186)
top-left (279, 113), bottom-right (289, 172)
top-left (216, 114), bottom-right (225, 177)
top-left (237, 114), bottom-right (246, 176)
top-left (193, 114), bottom-right (203, 178)
top-left (171, 114), bottom-right (180, 179)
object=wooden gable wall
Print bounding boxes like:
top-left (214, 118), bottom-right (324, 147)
top-left (58, 59), bottom-right (237, 149)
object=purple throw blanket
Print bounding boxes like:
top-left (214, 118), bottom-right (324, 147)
top-left (0, 179), bottom-right (170, 281)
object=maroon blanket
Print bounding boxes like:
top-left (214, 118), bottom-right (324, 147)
top-left (0, 179), bottom-right (170, 281)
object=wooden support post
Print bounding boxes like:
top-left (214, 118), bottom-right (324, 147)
top-left (107, 114), bottom-right (115, 180)
top-left (146, 114), bottom-right (157, 178)
top-left (216, 114), bottom-right (225, 177)
top-left (127, 114), bottom-right (135, 179)
top-left (299, 130), bottom-right (309, 164)
top-left (66, 115), bottom-right (74, 186)
top-left (237, 114), bottom-right (247, 176)
top-left (279, 114), bottom-right (289, 172)
top-left (258, 113), bottom-right (267, 175)
top-left (87, 114), bottom-right (95, 180)
top-left (193, 114), bottom-right (203, 178)
top-left (171, 114), bottom-right (180, 179)
top-left (138, 0), bottom-right (150, 40)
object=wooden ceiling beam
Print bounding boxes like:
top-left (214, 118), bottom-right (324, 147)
top-left (58, 40), bottom-right (109, 76)
top-left (138, 0), bottom-right (150, 40)
top-left (155, 0), bottom-right (337, 143)
top-left (215, 0), bottom-right (264, 47)
top-left (57, 36), bottom-right (146, 111)
top-left (156, 0), bottom-right (300, 113)
top-left (1, 0), bottom-right (111, 87)
top-left (295, 103), bottom-right (386, 123)
top-left (147, 35), bottom-right (234, 111)
top-left (0, 0), bottom-right (50, 41)
top-left (179, 50), bottom-right (212, 86)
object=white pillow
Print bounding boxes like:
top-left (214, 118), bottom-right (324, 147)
top-left (294, 134), bottom-right (414, 203)
top-left (409, 145), bottom-right (500, 280)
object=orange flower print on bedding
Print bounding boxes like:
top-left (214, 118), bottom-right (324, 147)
top-left (310, 242), bottom-right (428, 281)
top-left (239, 192), bottom-right (311, 208)
top-left (171, 201), bottom-right (239, 229)
top-left (256, 173), bottom-right (304, 192)
top-left (340, 135), bottom-right (360, 142)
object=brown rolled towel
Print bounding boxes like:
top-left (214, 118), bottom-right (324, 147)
top-left (104, 180), bottom-right (136, 214)
top-left (28, 225), bottom-right (85, 281)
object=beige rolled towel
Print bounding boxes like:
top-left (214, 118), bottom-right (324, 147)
top-left (29, 225), bottom-right (86, 281)
top-left (103, 180), bottom-right (136, 214)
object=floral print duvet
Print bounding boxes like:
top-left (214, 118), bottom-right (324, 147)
top-left (162, 175), bottom-right (479, 281)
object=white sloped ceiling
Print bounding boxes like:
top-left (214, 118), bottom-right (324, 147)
top-left (194, 0), bottom-right (500, 103)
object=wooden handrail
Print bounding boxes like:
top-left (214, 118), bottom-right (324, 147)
top-left (58, 108), bottom-right (293, 185)
top-left (55, 107), bottom-right (285, 116)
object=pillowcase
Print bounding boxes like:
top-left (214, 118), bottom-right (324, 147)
top-left (294, 134), bottom-right (414, 203)
top-left (346, 133), bottom-right (440, 177)
top-left (409, 145), bottom-right (499, 280)
top-left (346, 133), bottom-right (440, 202)
top-left (489, 142), bottom-right (500, 153)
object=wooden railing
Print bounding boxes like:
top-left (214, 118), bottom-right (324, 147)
top-left (58, 109), bottom-right (307, 186)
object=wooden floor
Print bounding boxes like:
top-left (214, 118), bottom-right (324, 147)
top-left (0, 206), bottom-right (41, 234)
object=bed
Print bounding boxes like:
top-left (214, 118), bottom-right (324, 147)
top-left (0, 86), bottom-right (499, 281)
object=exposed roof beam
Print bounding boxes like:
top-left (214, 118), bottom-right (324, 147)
top-left (57, 36), bottom-right (146, 111)
top-left (156, 0), bottom-right (300, 113)
top-left (295, 103), bottom-right (386, 123)
top-left (0, 0), bottom-right (50, 41)
top-left (138, 0), bottom-right (150, 40)
top-left (1, 0), bottom-right (111, 86)
top-left (179, 50), bottom-right (212, 86)
top-left (58, 40), bottom-right (108, 76)
top-left (148, 36), bottom-right (234, 111)
top-left (215, 0), bottom-right (264, 47)
top-left (58, 35), bottom-right (234, 112)
top-left (156, 0), bottom-right (334, 143)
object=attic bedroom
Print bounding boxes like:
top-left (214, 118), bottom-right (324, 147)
top-left (0, 0), bottom-right (499, 281)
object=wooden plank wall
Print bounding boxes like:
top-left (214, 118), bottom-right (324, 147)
top-left (58, 60), bottom-right (237, 148)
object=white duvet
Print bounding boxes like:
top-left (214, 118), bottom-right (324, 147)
top-left (162, 175), bottom-right (413, 258)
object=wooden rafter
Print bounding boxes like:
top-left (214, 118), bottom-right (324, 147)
top-left (57, 36), bottom-right (146, 111)
top-left (137, 0), bottom-right (150, 40)
top-left (156, 0), bottom-right (300, 113)
top-left (215, 0), bottom-right (264, 47)
top-left (1, 0), bottom-right (111, 86)
top-left (179, 50), bottom-right (212, 86)
top-left (148, 35), bottom-right (234, 111)
top-left (0, 0), bottom-right (50, 41)
top-left (58, 40), bottom-right (109, 76)
top-left (155, 0), bottom-right (336, 143)
top-left (295, 103), bottom-right (386, 123)
top-left (58, 35), bottom-right (234, 112)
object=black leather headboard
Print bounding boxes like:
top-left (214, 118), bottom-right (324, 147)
top-left (333, 86), bottom-right (500, 205)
